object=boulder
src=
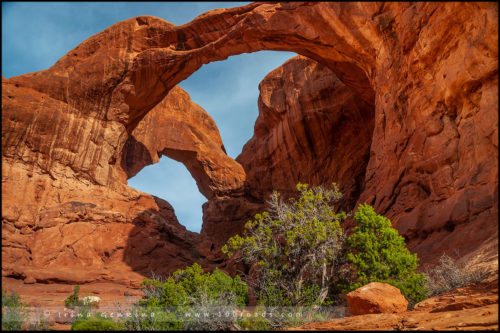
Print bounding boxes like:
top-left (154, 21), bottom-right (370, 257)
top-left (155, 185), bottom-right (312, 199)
top-left (80, 295), bottom-right (101, 306)
top-left (346, 282), bottom-right (408, 315)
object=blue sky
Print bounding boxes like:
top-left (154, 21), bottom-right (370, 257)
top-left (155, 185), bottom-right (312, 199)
top-left (2, 2), bottom-right (296, 232)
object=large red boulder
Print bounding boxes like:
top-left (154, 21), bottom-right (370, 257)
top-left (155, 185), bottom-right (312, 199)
top-left (346, 282), bottom-right (409, 315)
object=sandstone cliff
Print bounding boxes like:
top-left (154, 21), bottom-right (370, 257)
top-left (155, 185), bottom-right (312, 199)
top-left (2, 2), bottom-right (498, 303)
top-left (199, 55), bottom-right (374, 262)
top-left (2, 84), bottom-right (222, 287)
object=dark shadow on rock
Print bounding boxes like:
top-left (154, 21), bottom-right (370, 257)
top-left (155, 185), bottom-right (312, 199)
top-left (122, 196), bottom-right (213, 279)
top-left (121, 135), bottom-right (154, 179)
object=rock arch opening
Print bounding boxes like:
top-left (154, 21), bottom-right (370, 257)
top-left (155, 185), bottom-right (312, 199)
top-left (120, 47), bottom-right (375, 243)
top-left (127, 156), bottom-right (205, 233)
top-left (177, 51), bottom-right (297, 159)
top-left (122, 50), bottom-right (297, 232)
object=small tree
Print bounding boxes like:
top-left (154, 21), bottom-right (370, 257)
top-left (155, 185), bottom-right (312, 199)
top-left (345, 204), bottom-right (428, 305)
top-left (222, 183), bottom-right (347, 308)
top-left (65, 286), bottom-right (84, 308)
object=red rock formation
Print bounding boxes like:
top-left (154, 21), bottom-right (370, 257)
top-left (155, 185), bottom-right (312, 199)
top-left (122, 85), bottom-right (245, 200)
top-left (2, 1), bottom-right (498, 309)
top-left (238, 56), bottom-right (373, 209)
top-left (199, 55), bottom-right (374, 261)
top-left (346, 282), bottom-right (408, 315)
top-left (1, 83), bottom-right (222, 289)
top-left (197, 2), bottom-right (498, 268)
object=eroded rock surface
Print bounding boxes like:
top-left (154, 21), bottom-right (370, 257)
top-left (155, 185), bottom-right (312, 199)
top-left (238, 55), bottom-right (373, 210)
top-left (121, 86), bottom-right (245, 200)
top-left (2, 1), bottom-right (498, 312)
top-left (292, 278), bottom-right (498, 331)
top-left (2, 84), bottom-right (221, 290)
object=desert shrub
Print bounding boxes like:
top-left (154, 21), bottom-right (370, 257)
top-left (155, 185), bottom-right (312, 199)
top-left (124, 263), bottom-right (248, 330)
top-left (223, 183), bottom-right (347, 327)
top-left (65, 285), bottom-right (84, 308)
top-left (2, 289), bottom-right (27, 331)
top-left (71, 311), bottom-right (125, 331)
top-left (345, 204), bottom-right (429, 306)
top-left (2, 289), bottom-right (49, 331)
top-left (27, 307), bottom-right (50, 331)
top-left (425, 253), bottom-right (489, 296)
top-left (236, 305), bottom-right (271, 331)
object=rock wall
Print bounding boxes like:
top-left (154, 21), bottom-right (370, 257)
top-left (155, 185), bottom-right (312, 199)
top-left (199, 55), bottom-right (374, 262)
top-left (2, 2), bottom-right (498, 293)
top-left (1, 83), bottom-right (223, 287)
top-left (238, 55), bottom-right (373, 209)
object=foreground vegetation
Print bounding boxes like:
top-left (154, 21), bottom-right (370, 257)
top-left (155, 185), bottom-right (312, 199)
top-left (2, 183), bottom-right (489, 330)
top-left (1, 289), bottom-right (49, 331)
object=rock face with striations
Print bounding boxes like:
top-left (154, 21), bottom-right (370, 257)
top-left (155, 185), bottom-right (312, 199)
top-left (198, 55), bottom-right (374, 262)
top-left (2, 2), bottom-right (498, 303)
top-left (239, 55), bottom-right (374, 210)
top-left (2, 82), bottom-right (222, 288)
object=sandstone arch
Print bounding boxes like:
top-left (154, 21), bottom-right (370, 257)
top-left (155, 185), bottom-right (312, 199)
top-left (2, 2), bottom-right (498, 293)
top-left (5, 3), bottom-right (380, 193)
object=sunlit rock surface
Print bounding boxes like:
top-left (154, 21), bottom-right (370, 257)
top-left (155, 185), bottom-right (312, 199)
top-left (2, 3), bottom-right (497, 323)
top-left (292, 277), bottom-right (498, 330)
top-left (346, 282), bottom-right (409, 315)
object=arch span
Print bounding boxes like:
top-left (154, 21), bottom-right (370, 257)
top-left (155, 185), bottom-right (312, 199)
top-left (7, 2), bottom-right (379, 195)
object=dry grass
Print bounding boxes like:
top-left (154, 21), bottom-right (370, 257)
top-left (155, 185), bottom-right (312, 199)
top-left (425, 254), bottom-right (489, 296)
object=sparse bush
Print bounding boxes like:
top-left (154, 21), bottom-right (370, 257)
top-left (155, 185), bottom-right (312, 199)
top-left (2, 289), bottom-right (49, 331)
top-left (425, 253), bottom-right (489, 296)
top-left (65, 286), bottom-right (84, 308)
top-left (223, 183), bottom-right (348, 328)
top-left (27, 307), bottom-right (50, 331)
top-left (345, 204), bottom-right (429, 306)
top-left (223, 183), bottom-right (347, 309)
